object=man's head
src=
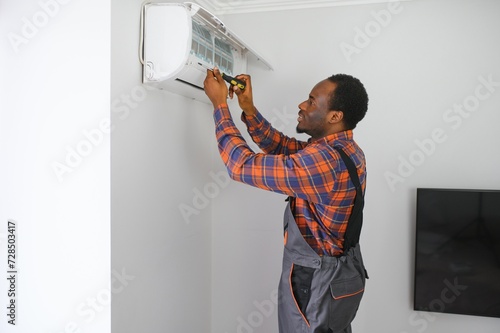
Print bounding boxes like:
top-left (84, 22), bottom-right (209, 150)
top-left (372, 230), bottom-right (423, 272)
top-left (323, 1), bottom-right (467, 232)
top-left (297, 74), bottom-right (368, 140)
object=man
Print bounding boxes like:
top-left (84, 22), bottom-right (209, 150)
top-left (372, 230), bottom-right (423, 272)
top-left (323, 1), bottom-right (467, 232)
top-left (204, 68), bottom-right (369, 333)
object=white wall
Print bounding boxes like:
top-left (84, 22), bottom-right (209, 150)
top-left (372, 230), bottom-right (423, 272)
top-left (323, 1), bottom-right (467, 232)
top-left (111, 0), bottom-right (214, 332)
top-left (212, 0), bottom-right (500, 332)
top-left (0, 0), bottom-right (110, 332)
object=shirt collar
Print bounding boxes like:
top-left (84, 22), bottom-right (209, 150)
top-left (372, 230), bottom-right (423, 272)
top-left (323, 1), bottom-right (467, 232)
top-left (309, 130), bottom-right (354, 145)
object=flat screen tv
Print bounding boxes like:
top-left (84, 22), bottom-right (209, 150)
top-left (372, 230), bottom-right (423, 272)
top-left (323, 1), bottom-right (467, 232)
top-left (414, 188), bottom-right (500, 318)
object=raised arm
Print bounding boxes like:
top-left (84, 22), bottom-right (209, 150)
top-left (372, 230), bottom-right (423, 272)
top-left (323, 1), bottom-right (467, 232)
top-left (212, 104), bottom-right (346, 205)
top-left (231, 73), bottom-right (307, 155)
top-left (204, 70), bottom-right (364, 205)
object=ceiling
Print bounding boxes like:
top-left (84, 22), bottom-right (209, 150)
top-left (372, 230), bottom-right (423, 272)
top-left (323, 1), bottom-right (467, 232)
top-left (193, 0), bottom-right (413, 15)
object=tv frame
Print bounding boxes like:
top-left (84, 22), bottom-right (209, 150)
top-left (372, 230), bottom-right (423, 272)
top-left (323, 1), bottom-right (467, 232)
top-left (414, 187), bottom-right (500, 319)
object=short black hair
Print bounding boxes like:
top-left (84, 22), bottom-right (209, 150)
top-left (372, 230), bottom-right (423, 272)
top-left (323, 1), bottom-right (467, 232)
top-left (326, 74), bottom-right (368, 130)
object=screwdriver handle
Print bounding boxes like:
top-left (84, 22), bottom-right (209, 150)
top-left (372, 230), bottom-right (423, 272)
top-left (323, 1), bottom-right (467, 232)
top-left (221, 73), bottom-right (245, 90)
top-left (198, 62), bottom-right (246, 90)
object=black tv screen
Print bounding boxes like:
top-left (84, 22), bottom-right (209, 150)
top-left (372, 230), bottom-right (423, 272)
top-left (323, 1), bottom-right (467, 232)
top-left (414, 188), bottom-right (500, 318)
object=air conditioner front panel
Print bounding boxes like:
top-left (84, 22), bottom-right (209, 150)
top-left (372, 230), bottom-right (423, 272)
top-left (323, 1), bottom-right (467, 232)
top-left (144, 3), bottom-right (192, 82)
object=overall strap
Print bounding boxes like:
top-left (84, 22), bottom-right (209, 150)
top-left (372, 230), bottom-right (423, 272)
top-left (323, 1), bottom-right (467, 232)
top-left (333, 147), bottom-right (365, 252)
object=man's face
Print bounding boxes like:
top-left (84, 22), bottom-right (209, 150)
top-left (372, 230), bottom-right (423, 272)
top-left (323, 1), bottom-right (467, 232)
top-left (296, 80), bottom-right (337, 140)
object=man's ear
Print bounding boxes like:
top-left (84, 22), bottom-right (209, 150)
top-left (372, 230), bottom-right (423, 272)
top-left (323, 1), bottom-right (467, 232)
top-left (328, 110), bottom-right (344, 124)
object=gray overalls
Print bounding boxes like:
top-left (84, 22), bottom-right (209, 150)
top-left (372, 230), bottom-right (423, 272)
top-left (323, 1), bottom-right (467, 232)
top-left (277, 147), bottom-right (368, 333)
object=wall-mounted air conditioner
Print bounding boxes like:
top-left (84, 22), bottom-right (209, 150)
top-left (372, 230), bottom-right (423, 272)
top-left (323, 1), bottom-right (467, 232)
top-left (140, 2), bottom-right (273, 102)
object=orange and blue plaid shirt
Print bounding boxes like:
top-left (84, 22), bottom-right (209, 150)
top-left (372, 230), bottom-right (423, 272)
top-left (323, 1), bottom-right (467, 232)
top-left (214, 104), bottom-right (366, 256)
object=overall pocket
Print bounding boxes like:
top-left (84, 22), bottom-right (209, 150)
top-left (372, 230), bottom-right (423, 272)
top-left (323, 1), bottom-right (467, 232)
top-left (328, 273), bottom-right (365, 332)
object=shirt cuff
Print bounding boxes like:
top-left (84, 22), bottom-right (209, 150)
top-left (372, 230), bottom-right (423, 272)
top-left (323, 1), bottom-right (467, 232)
top-left (213, 103), bottom-right (230, 124)
top-left (240, 109), bottom-right (265, 131)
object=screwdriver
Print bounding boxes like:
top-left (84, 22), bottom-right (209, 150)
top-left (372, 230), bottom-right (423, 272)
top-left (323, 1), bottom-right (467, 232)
top-left (198, 62), bottom-right (246, 90)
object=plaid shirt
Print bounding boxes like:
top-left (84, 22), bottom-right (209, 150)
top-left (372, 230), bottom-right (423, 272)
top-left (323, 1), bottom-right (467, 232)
top-left (214, 104), bottom-right (366, 256)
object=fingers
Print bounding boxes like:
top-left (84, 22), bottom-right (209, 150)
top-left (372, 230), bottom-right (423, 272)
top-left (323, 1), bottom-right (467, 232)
top-left (233, 74), bottom-right (251, 96)
top-left (228, 85), bottom-right (234, 99)
top-left (213, 67), bottom-right (224, 82)
top-left (232, 85), bottom-right (242, 96)
top-left (236, 74), bottom-right (251, 89)
top-left (204, 68), bottom-right (252, 104)
top-left (203, 67), bottom-right (229, 107)
top-left (236, 73), bottom-right (251, 81)
top-left (204, 68), bottom-right (222, 84)
top-left (204, 69), bottom-right (215, 86)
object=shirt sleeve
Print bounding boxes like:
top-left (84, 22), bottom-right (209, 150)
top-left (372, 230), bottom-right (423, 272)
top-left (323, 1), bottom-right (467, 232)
top-left (215, 104), bottom-right (340, 204)
top-left (240, 109), bottom-right (308, 155)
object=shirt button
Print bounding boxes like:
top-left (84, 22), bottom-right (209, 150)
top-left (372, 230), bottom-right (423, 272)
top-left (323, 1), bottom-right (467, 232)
top-left (313, 259), bottom-right (320, 266)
